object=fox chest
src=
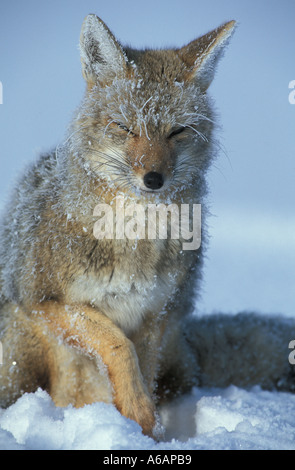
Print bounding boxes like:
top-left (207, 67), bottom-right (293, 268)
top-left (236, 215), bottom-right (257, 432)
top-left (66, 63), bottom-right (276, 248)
top-left (66, 238), bottom-right (188, 334)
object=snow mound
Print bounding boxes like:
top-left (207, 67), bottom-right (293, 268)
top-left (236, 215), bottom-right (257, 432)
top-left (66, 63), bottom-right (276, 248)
top-left (1, 386), bottom-right (295, 450)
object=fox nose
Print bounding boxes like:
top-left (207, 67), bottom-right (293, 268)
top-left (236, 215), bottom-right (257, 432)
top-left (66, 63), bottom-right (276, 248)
top-left (143, 171), bottom-right (164, 190)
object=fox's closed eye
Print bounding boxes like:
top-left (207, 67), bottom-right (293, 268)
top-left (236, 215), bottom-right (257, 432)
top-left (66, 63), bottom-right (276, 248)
top-left (168, 127), bottom-right (186, 139)
top-left (115, 122), bottom-right (129, 132)
top-left (114, 122), bottom-right (135, 136)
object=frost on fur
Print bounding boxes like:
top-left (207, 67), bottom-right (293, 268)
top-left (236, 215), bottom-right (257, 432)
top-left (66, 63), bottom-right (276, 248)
top-left (79, 14), bottom-right (128, 84)
top-left (70, 16), bottom-right (236, 202)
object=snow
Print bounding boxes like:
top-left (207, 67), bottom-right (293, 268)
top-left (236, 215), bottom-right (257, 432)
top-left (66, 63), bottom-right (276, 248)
top-left (1, 385), bottom-right (295, 450)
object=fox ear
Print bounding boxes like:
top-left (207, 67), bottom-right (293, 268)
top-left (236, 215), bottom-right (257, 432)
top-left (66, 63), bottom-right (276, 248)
top-left (178, 20), bottom-right (236, 91)
top-left (79, 14), bottom-right (127, 85)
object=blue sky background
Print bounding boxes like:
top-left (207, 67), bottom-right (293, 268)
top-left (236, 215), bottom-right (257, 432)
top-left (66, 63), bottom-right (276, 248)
top-left (0, 0), bottom-right (294, 316)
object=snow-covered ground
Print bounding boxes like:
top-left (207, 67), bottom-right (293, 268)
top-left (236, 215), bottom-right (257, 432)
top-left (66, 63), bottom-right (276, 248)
top-left (1, 385), bottom-right (295, 450)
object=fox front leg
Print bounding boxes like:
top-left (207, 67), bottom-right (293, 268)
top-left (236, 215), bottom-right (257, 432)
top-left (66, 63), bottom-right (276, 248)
top-left (32, 301), bottom-right (156, 437)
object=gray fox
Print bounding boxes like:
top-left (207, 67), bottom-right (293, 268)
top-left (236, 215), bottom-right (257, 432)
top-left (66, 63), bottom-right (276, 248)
top-left (0, 15), bottom-right (294, 439)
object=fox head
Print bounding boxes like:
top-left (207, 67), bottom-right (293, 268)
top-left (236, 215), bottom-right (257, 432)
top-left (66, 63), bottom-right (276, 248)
top-left (71, 15), bottom-right (235, 199)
